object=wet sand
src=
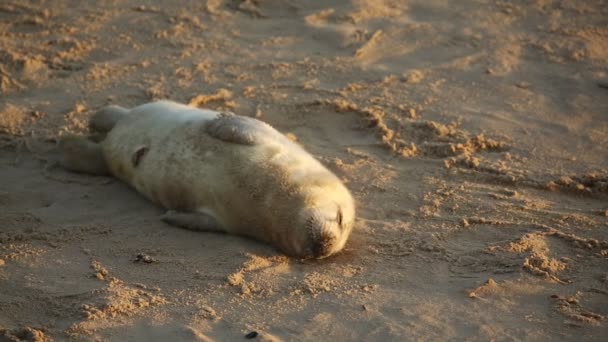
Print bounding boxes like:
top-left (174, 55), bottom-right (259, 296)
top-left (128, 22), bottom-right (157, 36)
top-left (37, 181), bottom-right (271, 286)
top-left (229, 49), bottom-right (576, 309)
top-left (1, 1), bottom-right (607, 340)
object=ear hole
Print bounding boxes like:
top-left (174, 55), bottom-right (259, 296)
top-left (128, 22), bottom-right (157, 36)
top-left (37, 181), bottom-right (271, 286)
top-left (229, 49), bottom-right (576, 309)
top-left (131, 146), bottom-right (149, 167)
top-left (336, 207), bottom-right (343, 227)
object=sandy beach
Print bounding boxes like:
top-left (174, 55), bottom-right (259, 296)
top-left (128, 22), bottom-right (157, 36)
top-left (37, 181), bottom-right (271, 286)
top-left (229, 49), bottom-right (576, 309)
top-left (1, 1), bottom-right (607, 340)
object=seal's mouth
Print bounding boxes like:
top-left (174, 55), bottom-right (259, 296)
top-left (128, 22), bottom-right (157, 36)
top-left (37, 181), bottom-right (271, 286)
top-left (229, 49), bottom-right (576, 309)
top-left (300, 204), bottom-right (345, 259)
top-left (310, 231), bottom-right (334, 259)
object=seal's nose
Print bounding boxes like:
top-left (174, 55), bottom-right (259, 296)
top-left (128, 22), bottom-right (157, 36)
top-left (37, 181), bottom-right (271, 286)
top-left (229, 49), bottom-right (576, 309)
top-left (311, 232), bottom-right (333, 258)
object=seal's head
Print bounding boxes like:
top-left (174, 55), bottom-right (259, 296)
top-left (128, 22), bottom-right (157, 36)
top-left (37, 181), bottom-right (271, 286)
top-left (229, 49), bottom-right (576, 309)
top-left (291, 194), bottom-right (355, 259)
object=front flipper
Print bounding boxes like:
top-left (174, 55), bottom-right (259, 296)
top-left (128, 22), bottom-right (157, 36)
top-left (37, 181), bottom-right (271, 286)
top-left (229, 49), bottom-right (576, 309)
top-left (205, 113), bottom-right (285, 145)
top-left (160, 210), bottom-right (226, 233)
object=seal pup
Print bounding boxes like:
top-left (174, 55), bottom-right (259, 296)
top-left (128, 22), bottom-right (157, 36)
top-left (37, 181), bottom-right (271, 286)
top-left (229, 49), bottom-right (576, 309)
top-left (59, 101), bottom-right (355, 258)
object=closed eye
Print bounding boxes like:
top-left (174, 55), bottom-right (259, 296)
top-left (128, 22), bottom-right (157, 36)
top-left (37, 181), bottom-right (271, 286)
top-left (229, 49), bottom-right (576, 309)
top-left (336, 207), bottom-right (343, 227)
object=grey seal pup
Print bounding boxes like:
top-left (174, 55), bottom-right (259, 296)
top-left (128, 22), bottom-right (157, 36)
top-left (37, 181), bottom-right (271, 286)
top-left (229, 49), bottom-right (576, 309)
top-left (59, 101), bottom-right (355, 258)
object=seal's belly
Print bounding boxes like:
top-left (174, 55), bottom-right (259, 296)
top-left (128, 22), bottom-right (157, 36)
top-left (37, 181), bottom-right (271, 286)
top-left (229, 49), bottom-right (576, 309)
top-left (103, 112), bottom-right (277, 232)
top-left (132, 141), bottom-right (280, 234)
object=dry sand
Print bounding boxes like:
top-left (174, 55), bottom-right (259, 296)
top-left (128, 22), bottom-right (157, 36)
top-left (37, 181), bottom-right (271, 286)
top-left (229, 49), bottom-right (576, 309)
top-left (1, 0), bottom-right (607, 341)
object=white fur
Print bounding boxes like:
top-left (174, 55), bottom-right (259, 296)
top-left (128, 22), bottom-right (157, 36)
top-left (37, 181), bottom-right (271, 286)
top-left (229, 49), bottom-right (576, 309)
top-left (100, 101), bottom-right (355, 258)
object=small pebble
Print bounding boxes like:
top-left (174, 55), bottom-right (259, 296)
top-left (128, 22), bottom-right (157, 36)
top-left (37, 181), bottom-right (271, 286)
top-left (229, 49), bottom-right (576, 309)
top-left (134, 253), bottom-right (157, 263)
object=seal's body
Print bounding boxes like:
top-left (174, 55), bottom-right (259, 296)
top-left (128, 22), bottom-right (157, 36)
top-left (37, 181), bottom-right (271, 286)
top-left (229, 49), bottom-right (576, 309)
top-left (60, 101), bottom-right (355, 258)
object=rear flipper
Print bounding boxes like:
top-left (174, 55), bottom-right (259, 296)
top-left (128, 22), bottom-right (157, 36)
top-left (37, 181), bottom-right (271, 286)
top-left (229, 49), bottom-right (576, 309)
top-left (59, 135), bottom-right (109, 175)
top-left (90, 105), bottom-right (129, 133)
top-left (161, 210), bottom-right (226, 233)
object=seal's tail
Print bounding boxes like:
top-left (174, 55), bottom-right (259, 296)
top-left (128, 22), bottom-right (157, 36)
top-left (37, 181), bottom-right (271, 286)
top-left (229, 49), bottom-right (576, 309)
top-left (90, 105), bottom-right (129, 133)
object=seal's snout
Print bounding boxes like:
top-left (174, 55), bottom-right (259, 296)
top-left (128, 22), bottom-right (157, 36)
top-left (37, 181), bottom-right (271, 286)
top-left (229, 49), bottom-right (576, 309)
top-left (311, 232), bottom-right (335, 258)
